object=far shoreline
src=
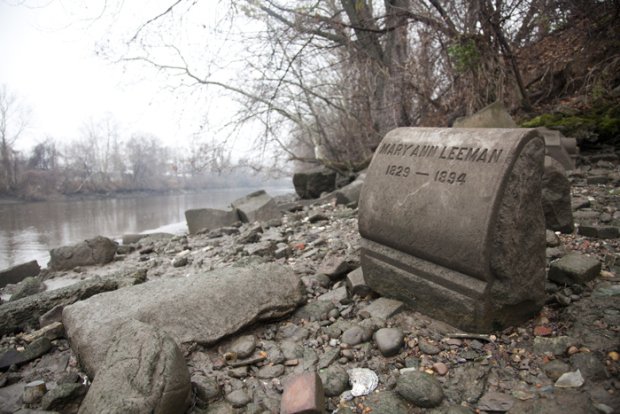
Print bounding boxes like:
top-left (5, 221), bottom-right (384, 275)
top-left (0, 184), bottom-right (295, 205)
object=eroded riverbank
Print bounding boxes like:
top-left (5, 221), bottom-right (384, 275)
top-left (0, 156), bottom-right (619, 413)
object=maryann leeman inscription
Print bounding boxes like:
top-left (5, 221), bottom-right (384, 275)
top-left (359, 128), bottom-right (546, 332)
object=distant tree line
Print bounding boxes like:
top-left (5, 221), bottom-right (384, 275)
top-left (0, 87), bottom-right (278, 200)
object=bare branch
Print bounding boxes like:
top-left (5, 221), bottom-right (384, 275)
top-left (130, 0), bottom-right (183, 43)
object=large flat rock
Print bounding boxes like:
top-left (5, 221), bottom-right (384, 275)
top-left (63, 264), bottom-right (305, 376)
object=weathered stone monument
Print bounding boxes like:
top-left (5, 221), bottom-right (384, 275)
top-left (359, 128), bottom-right (546, 332)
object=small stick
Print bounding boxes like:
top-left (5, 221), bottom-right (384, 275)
top-left (227, 355), bottom-right (267, 368)
top-left (446, 333), bottom-right (493, 342)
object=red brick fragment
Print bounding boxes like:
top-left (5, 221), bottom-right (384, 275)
top-left (280, 372), bottom-right (325, 414)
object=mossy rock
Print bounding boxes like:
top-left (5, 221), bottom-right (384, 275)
top-left (521, 100), bottom-right (620, 146)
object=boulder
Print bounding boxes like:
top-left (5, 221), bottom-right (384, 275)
top-left (453, 102), bottom-right (517, 128)
top-left (330, 172), bottom-right (366, 206)
top-left (542, 156), bottom-right (575, 233)
top-left (293, 167), bottom-right (337, 199)
top-left (184, 208), bottom-right (238, 234)
top-left (48, 236), bottom-right (117, 271)
top-left (63, 263), bottom-right (305, 376)
top-left (40, 383), bottom-right (87, 413)
top-left (78, 320), bottom-right (191, 414)
top-left (9, 276), bottom-right (45, 301)
top-left (0, 260), bottom-right (40, 288)
top-left (231, 190), bottom-right (281, 223)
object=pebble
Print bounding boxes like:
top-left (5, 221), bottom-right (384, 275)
top-left (362, 391), bottom-right (413, 414)
top-left (374, 328), bottom-right (404, 357)
top-left (341, 326), bottom-right (365, 346)
top-left (569, 352), bottom-right (608, 381)
top-left (433, 362), bottom-right (449, 376)
top-left (477, 391), bottom-right (514, 412)
top-left (396, 370), bottom-right (444, 408)
top-left (228, 366), bottom-right (248, 378)
top-left (542, 359), bottom-right (570, 381)
top-left (256, 364), bottom-right (285, 379)
top-left (555, 370), bottom-right (585, 388)
top-left (172, 256), bottom-right (188, 267)
top-left (225, 389), bottom-right (251, 407)
top-left (418, 338), bottom-right (441, 355)
top-left (192, 375), bottom-right (220, 402)
top-left (229, 335), bottom-right (256, 359)
top-left (318, 365), bottom-right (349, 397)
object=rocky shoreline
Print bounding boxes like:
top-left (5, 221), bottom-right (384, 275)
top-left (0, 151), bottom-right (619, 414)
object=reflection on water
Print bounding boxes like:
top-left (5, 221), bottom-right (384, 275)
top-left (0, 187), bottom-right (293, 269)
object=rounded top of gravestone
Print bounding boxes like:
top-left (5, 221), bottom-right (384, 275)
top-left (359, 127), bottom-right (543, 281)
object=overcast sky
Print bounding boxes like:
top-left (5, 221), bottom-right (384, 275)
top-left (0, 0), bottom-right (232, 152)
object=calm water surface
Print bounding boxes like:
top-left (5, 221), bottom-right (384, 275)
top-left (0, 187), bottom-right (293, 269)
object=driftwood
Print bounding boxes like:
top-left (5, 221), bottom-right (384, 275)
top-left (0, 269), bottom-right (146, 336)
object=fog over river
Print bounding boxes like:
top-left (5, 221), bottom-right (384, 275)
top-left (0, 187), bottom-right (293, 269)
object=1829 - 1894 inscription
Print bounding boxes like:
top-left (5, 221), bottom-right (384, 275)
top-left (358, 127), bottom-right (547, 333)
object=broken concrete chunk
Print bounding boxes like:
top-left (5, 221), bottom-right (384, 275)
top-left (185, 207), bottom-right (238, 235)
top-left (548, 253), bottom-right (602, 285)
top-left (231, 190), bottom-right (281, 223)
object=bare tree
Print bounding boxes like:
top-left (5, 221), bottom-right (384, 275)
top-left (0, 85), bottom-right (29, 192)
top-left (126, 133), bottom-right (169, 189)
top-left (96, 0), bottom-right (615, 171)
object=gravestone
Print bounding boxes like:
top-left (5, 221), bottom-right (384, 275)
top-left (359, 128), bottom-right (546, 332)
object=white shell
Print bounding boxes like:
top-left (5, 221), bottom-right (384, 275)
top-left (348, 368), bottom-right (379, 397)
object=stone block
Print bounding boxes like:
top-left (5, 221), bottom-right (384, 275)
top-left (184, 208), bottom-right (238, 234)
top-left (318, 255), bottom-right (355, 280)
top-left (578, 225), bottom-right (620, 239)
top-left (0, 260), bottom-right (40, 288)
top-left (232, 190), bottom-right (281, 223)
top-left (361, 297), bottom-right (404, 320)
top-left (317, 286), bottom-right (348, 303)
top-left (537, 128), bottom-right (576, 170)
top-left (359, 128), bottom-right (546, 332)
top-left (548, 253), bottom-right (601, 285)
top-left (452, 102), bottom-right (517, 128)
top-left (542, 156), bottom-right (574, 233)
top-left (280, 372), bottom-right (325, 414)
top-left (346, 267), bottom-right (371, 296)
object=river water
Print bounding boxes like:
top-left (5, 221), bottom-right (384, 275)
top-left (0, 186), bottom-right (293, 270)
